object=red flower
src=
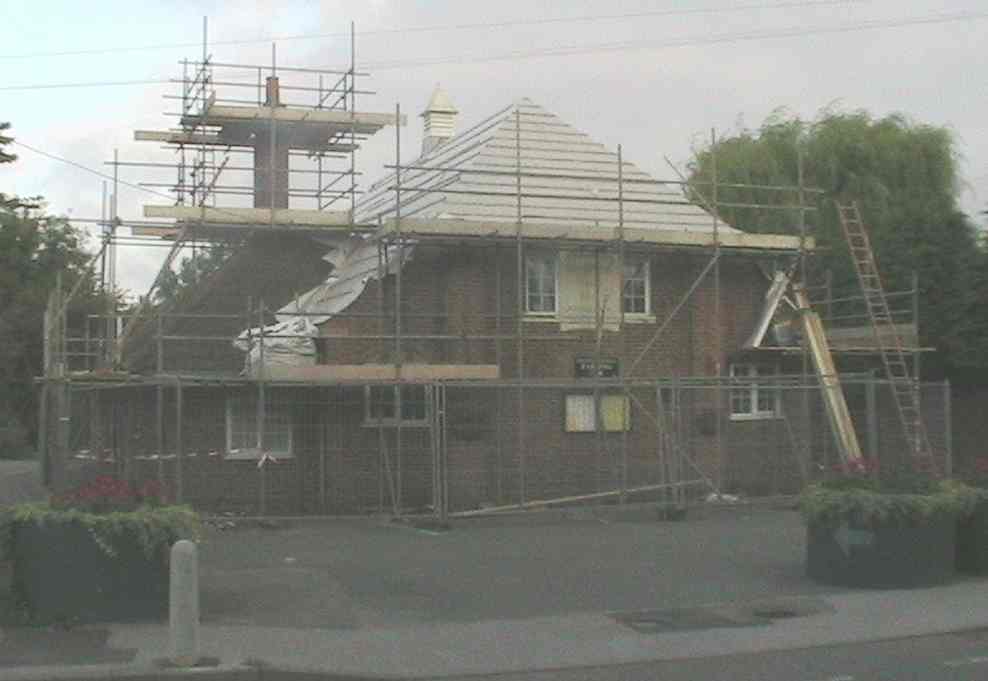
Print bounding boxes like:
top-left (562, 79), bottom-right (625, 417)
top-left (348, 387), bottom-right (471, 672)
top-left (51, 475), bottom-right (170, 513)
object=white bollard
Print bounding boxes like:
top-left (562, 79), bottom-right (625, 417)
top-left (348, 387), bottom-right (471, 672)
top-left (169, 539), bottom-right (199, 666)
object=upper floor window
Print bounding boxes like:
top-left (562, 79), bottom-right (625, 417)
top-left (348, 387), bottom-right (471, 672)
top-left (729, 364), bottom-right (778, 420)
top-left (365, 385), bottom-right (429, 426)
top-left (525, 252), bottom-right (558, 314)
top-left (623, 257), bottom-right (650, 315)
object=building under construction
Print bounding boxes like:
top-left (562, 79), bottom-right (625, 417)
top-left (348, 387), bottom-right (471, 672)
top-left (40, 33), bottom-right (953, 518)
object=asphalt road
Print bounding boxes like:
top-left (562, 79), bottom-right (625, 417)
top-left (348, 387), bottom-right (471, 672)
top-left (0, 460), bottom-right (42, 507)
top-left (197, 507), bottom-right (843, 629)
top-left (433, 628), bottom-right (988, 681)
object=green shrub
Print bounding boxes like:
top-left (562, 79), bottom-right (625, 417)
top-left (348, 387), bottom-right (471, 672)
top-left (0, 503), bottom-right (201, 560)
top-left (800, 479), bottom-right (983, 527)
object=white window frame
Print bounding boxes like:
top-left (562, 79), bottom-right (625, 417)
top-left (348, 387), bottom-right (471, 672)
top-left (564, 393), bottom-right (631, 433)
top-left (225, 392), bottom-right (294, 460)
top-left (363, 385), bottom-right (430, 427)
top-left (622, 256), bottom-right (651, 316)
top-left (729, 364), bottom-right (780, 421)
top-left (524, 251), bottom-right (559, 316)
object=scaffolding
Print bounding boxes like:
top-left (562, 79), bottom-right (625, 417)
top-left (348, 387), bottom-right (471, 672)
top-left (38, 24), bottom-right (945, 518)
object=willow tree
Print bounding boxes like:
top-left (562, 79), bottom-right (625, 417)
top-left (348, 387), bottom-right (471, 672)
top-left (688, 109), bottom-right (981, 378)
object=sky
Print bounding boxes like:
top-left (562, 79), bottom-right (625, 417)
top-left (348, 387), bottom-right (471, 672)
top-left (2, 0), bottom-right (986, 297)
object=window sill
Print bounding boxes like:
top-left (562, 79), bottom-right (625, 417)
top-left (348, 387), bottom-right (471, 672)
top-left (522, 313), bottom-right (657, 324)
top-left (729, 413), bottom-right (779, 422)
top-left (225, 449), bottom-right (295, 461)
top-left (361, 420), bottom-right (430, 428)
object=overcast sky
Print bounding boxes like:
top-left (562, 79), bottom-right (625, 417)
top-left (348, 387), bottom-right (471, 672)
top-left (2, 0), bottom-right (986, 296)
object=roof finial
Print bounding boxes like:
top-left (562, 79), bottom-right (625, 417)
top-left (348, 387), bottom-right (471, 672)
top-left (421, 85), bottom-right (458, 154)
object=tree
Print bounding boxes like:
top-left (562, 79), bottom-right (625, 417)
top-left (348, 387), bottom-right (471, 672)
top-left (0, 122), bottom-right (37, 212)
top-left (0, 123), bottom-right (107, 456)
top-left (687, 108), bottom-right (982, 379)
top-left (155, 242), bottom-right (232, 306)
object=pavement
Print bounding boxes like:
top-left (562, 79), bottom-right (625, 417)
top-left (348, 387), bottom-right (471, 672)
top-left (2, 479), bottom-right (988, 679)
top-left (0, 460), bottom-right (44, 507)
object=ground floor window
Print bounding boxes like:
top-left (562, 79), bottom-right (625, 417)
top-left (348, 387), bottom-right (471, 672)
top-left (729, 364), bottom-right (779, 420)
top-left (225, 391), bottom-right (294, 459)
top-left (564, 393), bottom-right (631, 432)
top-left (364, 385), bottom-right (429, 426)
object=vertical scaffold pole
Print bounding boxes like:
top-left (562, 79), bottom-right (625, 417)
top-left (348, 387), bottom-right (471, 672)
top-left (711, 128), bottom-right (723, 495)
top-left (156, 313), bottom-right (165, 487)
top-left (257, 302), bottom-right (267, 516)
top-left (175, 378), bottom-right (184, 504)
top-left (798, 147), bottom-right (812, 484)
top-left (618, 143), bottom-right (628, 504)
top-left (944, 379), bottom-right (952, 478)
top-left (394, 102), bottom-right (403, 514)
top-left (494, 247), bottom-right (503, 504)
top-left (515, 104), bottom-right (526, 506)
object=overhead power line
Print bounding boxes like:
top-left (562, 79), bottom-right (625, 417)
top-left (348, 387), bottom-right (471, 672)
top-left (11, 140), bottom-right (175, 202)
top-left (9, 140), bottom-right (277, 232)
top-left (1, 8), bottom-right (983, 92)
top-left (366, 8), bottom-right (988, 70)
top-left (0, 79), bottom-right (171, 91)
top-left (0, 0), bottom-right (863, 60)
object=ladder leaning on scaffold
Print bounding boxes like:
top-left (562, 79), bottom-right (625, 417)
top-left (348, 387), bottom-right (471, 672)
top-left (834, 201), bottom-right (937, 475)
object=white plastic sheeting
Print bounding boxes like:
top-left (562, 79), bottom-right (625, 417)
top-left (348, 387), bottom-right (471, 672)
top-left (234, 316), bottom-right (318, 375)
top-left (275, 235), bottom-right (412, 325)
top-left (231, 234), bottom-right (412, 372)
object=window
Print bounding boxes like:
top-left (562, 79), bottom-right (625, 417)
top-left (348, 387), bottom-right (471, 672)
top-left (525, 252), bottom-right (558, 314)
top-left (225, 392), bottom-right (293, 459)
top-left (623, 257), bottom-right (650, 314)
top-left (565, 394), bottom-right (630, 432)
top-left (364, 385), bottom-right (429, 425)
top-left (729, 364), bottom-right (778, 420)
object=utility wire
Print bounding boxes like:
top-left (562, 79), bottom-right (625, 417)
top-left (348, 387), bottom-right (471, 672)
top-left (1, 8), bottom-right (982, 91)
top-left (367, 8), bottom-right (988, 69)
top-left (11, 140), bottom-right (179, 204)
top-left (0, 0), bottom-right (864, 60)
top-left (8, 140), bottom-right (291, 232)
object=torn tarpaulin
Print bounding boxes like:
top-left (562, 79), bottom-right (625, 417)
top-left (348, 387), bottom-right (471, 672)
top-left (234, 316), bottom-right (317, 375)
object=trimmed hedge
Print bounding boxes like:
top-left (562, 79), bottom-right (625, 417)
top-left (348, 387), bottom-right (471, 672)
top-left (0, 503), bottom-right (200, 623)
top-left (800, 479), bottom-right (981, 527)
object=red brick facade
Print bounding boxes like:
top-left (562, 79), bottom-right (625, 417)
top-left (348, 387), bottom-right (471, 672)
top-left (81, 240), bottom-right (821, 514)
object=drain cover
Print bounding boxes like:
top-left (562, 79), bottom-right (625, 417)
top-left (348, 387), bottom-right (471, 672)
top-left (752, 608), bottom-right (799, 619)
top-left (612, 597), bottom-right (831, 634)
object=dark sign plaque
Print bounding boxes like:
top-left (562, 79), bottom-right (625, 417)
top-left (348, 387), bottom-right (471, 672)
top-left (575, 357), bottom-right (620, 378)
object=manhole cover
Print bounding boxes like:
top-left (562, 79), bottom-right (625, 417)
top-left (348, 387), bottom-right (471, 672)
top-left (613, 608), bottom-right (751, 633)
top-left (752, 608), bottom-right (799, 619)
top-left (612, 598), bottom-right (832, 634)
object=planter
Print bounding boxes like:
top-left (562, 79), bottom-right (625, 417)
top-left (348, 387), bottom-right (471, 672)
top-left (806, 515), bottom-right (956, 588)
top-left (956, 499), bottom-right (988, 574)
top-left (11, 520), bottom-right (170, 623)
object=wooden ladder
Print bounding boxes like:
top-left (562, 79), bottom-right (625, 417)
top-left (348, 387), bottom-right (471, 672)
top-left (835, 201), bottom-right (937, 475)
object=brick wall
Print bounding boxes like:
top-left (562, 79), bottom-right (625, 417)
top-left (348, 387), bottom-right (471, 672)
top-left (318, 243), bottom-right (766, 377)
top-left (126, 234), bottom-right (334, 374)
top-left (94, 240), bottom-right (822, 514)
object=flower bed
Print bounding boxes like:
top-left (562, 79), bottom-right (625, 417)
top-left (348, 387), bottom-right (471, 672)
top-left (954, 457), bottom-right (988, 574)
top-left (1, 476), bottom-right (200, 623)
top-left (800, 464), bottom-right (978, 589)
